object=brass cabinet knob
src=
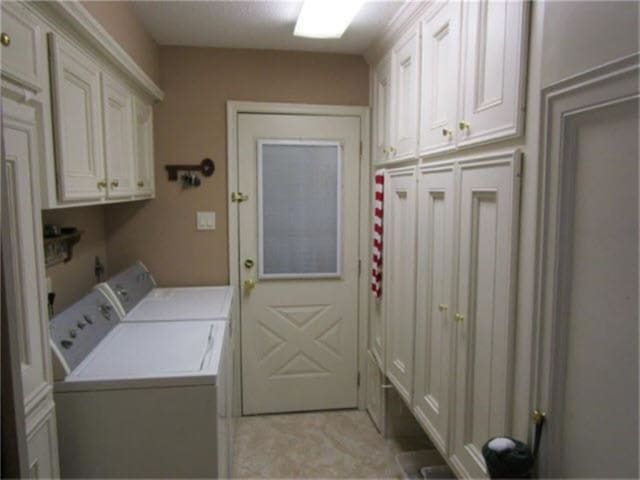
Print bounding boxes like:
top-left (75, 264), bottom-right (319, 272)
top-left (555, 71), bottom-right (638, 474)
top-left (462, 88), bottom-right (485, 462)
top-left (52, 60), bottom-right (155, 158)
top-left (137, 180), bottom-right (144, 187)
top-left (97, 180), bottom-right (107, 189)
top-left (438, 304), bottom-right (448, 312)
top-left (244, 278), bottom-right (256, 292)
top-left (389, 146), bottom-right (396, 153)
top-left (111, 179), bottom-right (119, 188)
top-left (441, 128), bottom-right (452, 138)
top-left (1, 33), bottom-right (10, 47)
top-left (244, 259), bottom-right (255, 268)
top-left (458, 120), bottom-right (470, 131)
top-left (454, 313), bottom-right (465, 322)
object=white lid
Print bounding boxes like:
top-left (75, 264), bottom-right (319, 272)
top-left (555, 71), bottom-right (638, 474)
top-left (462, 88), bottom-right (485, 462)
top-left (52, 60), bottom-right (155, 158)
top-left (58, 321), bottom-right (226, 391)
top-left (124, 286), bottom-right (233, 322)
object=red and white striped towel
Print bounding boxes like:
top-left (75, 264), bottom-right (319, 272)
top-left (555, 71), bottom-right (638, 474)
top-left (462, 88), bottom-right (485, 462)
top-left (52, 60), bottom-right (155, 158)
top-left (371, 170), bottom-right (384, 299)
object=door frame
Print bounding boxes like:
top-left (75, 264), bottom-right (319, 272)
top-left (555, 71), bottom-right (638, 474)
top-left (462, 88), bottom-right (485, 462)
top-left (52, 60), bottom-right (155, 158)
top-left (226, 101), bottom-right (371, 416)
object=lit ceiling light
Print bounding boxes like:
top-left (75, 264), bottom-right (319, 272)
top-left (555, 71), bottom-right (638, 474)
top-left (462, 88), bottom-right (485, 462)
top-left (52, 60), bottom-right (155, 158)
top-left (294, 0), bottom-right (366, 39)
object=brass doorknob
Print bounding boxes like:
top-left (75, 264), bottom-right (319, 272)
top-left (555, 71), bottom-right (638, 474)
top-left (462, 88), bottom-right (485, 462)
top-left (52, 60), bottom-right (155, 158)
top-left (1, 33), bottom-right (10, 47)
top-left (244, 259), bottom-right (255, 268)
top-left (111, 179), bottom-right (119, 188)
top-left (244, 278), bottom-right (256, 291)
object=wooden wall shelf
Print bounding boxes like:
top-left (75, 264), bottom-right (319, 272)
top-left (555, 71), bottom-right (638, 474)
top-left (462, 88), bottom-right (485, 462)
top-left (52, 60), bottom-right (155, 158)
top-left (44, 230), bottom-right (84, 268)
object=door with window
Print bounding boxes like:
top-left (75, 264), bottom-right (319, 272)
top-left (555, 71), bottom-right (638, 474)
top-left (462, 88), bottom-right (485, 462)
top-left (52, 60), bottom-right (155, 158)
top-left (237, 113), bottom-right (361, 415)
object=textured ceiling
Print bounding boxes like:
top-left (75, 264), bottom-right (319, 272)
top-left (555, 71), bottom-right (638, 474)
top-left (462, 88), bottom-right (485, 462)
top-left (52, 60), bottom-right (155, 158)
top-left (130, 1), bottom-right (403, 54)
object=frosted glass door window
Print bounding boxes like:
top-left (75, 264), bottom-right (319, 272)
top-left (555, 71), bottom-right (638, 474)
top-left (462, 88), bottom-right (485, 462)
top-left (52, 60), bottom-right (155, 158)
top-left (259, 141), bottom-right (341, 278)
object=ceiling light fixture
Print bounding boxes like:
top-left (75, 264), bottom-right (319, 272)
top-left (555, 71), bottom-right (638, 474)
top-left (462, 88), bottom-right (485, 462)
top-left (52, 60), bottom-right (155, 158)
top-left (294, 0), bottom-right (366, 39)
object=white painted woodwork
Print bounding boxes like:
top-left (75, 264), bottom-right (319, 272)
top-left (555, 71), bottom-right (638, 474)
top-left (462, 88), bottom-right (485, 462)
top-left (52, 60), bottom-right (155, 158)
top-left (26, 408), bottom-right (59, 479)
top-left (0, 3), bottom-right (43, 92)
top-left (2, 92), bottom-right (54, 413)
top-left (457, 0), bottom-right (528, 147)
top-left (48, 33), bottom-right (105, 201)
top-left (370, 295), bottom-right (385, 371)
top-left (373, 55), bottom-right (392, 164)
top-left (238, 113), bottom-right (360, 415)
top-left (384, 166), bottom-right (417, 404)
top-left (101, 73), bottom-right (135, 198)
top-left (413, 161), bottom-right (456, 453)
top-left (390, 26), bottom-right (420, 161)
top-left (537, 56), bottom-right (639, 479)
top-left (449, 151), bottom-right (521, 479)
top-left (366, 350), bottom-right (384, 433)
top-left (133, 96), bottom-right (155, 197)
top-left (418, 1), bottom-right (461, 157)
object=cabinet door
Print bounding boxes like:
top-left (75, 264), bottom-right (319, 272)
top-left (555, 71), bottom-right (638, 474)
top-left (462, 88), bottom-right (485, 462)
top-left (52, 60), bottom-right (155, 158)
top-left (449, 152), bottom-right (521, 478)
top-left (102, 73), bottom-right (134, 198)
top-left (373, 55), bottom-right (392, 164)
top-left (384, 166), bottom-right (417, 403)
top-left (27, 408), bottom-right (60, 478)
top-left (48, 33), bottom-right (105, 201)
top-left (419, 1), bottom-right (461, 157)
top-left (366, 350), bottom-right (385, 433)
top-left (390, 26), bottom-right (420, 161)
top-left (2, 92), bottom-right (53, 412)
top-left (133, 96), bottom-right (155, 197)
top-left (0, 2), bottom-right (43, 91)
top-left (413, 161), bottom-right (455, 453)
top-left (457, 0), bottom-right (528, 147)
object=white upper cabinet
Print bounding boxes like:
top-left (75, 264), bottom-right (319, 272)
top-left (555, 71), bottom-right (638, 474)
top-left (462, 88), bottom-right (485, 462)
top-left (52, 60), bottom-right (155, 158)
top-left (390, 26), bottom-right (420, 162)
top-left (133, 96), bottom-right (155, 197)
top-left (373, 55), bottom-right (392, 164)
top-left (419, 1), bottom-right (462, 157)
top-left (101, 73), bottom-right (135, 198)
top-left (413, 161), bottom-right (456, 454)
top-left (449, 151), bottom-right (521, 478)
top-left (49, 33), bottom-right (105, 202)
top-left (457, 0), bottom-right (529, 147)
top-left (384, 166), bottom-right (417, 404)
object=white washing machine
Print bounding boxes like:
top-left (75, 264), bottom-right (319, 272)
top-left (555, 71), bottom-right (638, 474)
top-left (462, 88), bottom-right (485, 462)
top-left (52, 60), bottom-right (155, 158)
top-left (96, 262), bottom-right (233, 322)
top-left (50, 290), bottom-right (231, 478)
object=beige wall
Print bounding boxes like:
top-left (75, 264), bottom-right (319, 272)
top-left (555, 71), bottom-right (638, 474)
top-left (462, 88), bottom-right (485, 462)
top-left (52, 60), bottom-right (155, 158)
top-left (42, 207), bottom-right (109, 315)
top-left (81, 0), bottom-right (160, 83)
top-left (105, 47), bottom-right (369, 286)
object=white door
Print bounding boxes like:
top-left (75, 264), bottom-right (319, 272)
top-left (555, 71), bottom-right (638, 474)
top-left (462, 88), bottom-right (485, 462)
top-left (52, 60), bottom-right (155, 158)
top-left (132, 96), bottom-right (154, 197)
top-left (413, 161), bottom-right (455, 454)
top-left (449, 151), bottom-right (521, 479)
top-left (540, 62), bottom-right (639, 479)
top-left (373, 55), bottom-right (392, 164)
top-left (384, 166), bottom-right (417, 404)
top-left (390, 26), bottom-right (420, 162)
top-left (419, 1), bottom-right (461, 157)
top-left (101, 73), bottom-right (134, 198)
top-left (48, 33), bottom-right (105, 201)
top-left (238, 113), bottom-right (361, 415)
top-left (457, 0), bottom-right (528, 147)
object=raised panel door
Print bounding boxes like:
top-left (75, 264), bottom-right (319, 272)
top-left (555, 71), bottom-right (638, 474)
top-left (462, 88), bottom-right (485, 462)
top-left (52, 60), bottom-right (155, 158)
top-left (384, 166), bottom-right (417, 404)
top-left (102, 73), bottom-right (134, 198)
top-left (449, 151), bottom-right (521, 478)
top-left (373, 55), bottom-right (392, 164)
top-left (133, 96), bottom-right (155, 197)
top-left (26, 408), bottom-right (60, 478)
top-left (413, 161), bottom-right (456, 453)
top-left (390, 27), bottom-right (420, 161)
top-left (49, 33), bottom-right (105, 201)
top-left (366, 350), bottom-right (384, 433)
top-left (419, 1), bottom-right (461, 157)
top-left (458, 0), bottom-right (528, 147)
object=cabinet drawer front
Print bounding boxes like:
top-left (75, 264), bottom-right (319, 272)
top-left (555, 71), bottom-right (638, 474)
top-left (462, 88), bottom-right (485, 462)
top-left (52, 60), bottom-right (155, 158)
top-left (450, 152), bottom-right (521, 478)
top-left (457, 0), bottom-right (528, 147)
top-left (102, 74), bottom-right (135, 198)
top-left (49, 33), bottom-right (105, 201)
top-left (384, 166), bottom-right (417, 403)
top-left (133, 96), bottom-right (155, 197)
top-left (419, 1), bottom-right (461, 157)
top-left (413, 161), bottom-right (456, 453)
top-left (391, 27), bottom-right (420, 161)
top-left (1, 3), bottom-right (43, 91)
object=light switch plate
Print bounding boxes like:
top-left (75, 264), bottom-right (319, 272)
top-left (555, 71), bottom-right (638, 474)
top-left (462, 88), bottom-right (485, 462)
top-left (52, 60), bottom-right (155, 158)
top-left (196, 211), bottom-right (216, 230)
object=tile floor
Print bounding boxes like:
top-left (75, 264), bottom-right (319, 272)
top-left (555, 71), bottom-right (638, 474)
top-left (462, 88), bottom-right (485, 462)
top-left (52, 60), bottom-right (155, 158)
top-left (232, 409), bottom-right (430, 479)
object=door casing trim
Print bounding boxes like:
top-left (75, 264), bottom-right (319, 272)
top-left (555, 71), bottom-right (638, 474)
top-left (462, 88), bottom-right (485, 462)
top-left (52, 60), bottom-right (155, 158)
top-left (226, 101), bottom-right (371, 416)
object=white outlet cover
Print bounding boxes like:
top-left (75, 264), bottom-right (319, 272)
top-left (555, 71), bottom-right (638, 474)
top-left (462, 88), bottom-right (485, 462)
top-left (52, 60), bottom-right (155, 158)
top-left (196, 211), bottom-right (216, 230)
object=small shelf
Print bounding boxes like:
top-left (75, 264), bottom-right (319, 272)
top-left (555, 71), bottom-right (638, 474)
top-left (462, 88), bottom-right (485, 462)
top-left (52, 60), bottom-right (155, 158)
top-left (44, 230), bottom-right (84, 268)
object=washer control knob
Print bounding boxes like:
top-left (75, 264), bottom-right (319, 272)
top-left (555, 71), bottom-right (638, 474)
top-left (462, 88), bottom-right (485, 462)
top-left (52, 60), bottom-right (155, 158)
top-left (77, 321), bottom-right (86, 329)
top-left (61, 340), bottom-right (73, 349)
top-left (69, 329), bottom-right (77, 338)
top-left (83, 313), bottom-right (94, 324)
